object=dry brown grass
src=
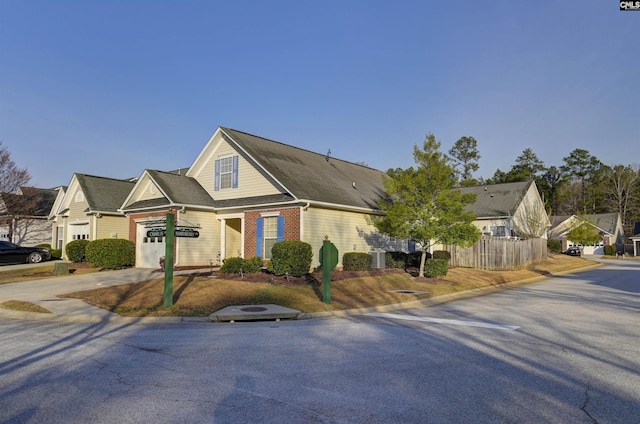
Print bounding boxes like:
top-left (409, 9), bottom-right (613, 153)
top-left (0, 300), bottom-right (52, 314)
top-left (0, 263), bottom-right (102, 285)
top-left (60, 253), bottom-right (597, 317)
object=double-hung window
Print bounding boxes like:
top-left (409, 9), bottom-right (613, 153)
top-left (215, 155), bottom-right (239, 191)
top-left (256, 215), bottom-right (285, 259)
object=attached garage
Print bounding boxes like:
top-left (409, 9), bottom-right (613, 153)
top-left (135, 221), bottom-right (165, 269)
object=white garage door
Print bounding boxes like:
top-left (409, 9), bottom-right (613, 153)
top-left (137, 224), bottom-right (165, 268)
top-left (0, 225), bottom-right (9, 241)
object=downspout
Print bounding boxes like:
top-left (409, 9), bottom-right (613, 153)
top-left (11, 216), bottom-right (17, 244)
top-left (92, 214), bottom-right (99, 240)
top-left (300, 202), bottom-right (310, 241)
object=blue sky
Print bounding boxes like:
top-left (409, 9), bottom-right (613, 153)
top-left (1, 0), bottom-right (638, 188)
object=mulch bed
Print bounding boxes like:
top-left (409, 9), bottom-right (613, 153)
top-left (184, 267), bottom-right (447, 286)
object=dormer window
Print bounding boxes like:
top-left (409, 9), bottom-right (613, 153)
top-left (215, 155), bottom-right (239, 191)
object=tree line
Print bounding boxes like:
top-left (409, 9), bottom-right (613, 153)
top-left (447, 137), bottom-right (640, 239)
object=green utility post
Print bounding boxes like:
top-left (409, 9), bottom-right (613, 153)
top-left (320, 236), bottom-right (338, 304)
top-left (163, 212), bottom-right (175, 307)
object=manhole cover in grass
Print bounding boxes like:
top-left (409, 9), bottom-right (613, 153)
top-left (240, 306), bottom-right (268, 312)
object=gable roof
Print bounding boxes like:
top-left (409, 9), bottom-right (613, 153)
top-left (459, 181), bottom-right (534, 218)
top-left (219, 127), bottom-right (386, 211)
top-left (0, 187), bottom-right (58, 217)
top-left (74, 174), bottom-right (136, 214)
top-left (122, 170), bottom-right (217, 211)
top-left (550, 213), bottom-right (621, 235)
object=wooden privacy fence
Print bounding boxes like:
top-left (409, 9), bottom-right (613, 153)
top-left (445, 237), bottom-right (547, 270)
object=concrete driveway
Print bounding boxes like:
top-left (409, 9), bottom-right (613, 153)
top-left (0, 263), bottom-right (197, 323)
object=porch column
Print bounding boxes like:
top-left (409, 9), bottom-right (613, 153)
top-left (219, 218), bottom-right (226, 261)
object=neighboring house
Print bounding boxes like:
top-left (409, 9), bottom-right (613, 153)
top-left (51, 174), bottom-right (136, 259)
top-left (548, 213), bottom-right (625, 255)
top-left (459, 180), bottom-right (550, 240)
top-left (120, 127), bottom-right (405, 268)
top-left (0, 186), bottom-right (59, 246)
top-left (631, 222), bottom-right (640, 256)
top-left (47, 186), bottom-right (67, 249)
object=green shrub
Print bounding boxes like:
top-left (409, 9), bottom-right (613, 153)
top-left (86, 239), bottom-right (135, 269)
top-left (220, 257), bottom-right (244, 273)
top-left (268, 240), bottom-right (313, 276)
top-left (343, 252), bottom-right (372, 271)
top-left (603, 245), bottom-right (616, 256)
top-left (432, 250), bottom-right (451, 261)
top-left (408, 251), bottom-right (430, 266)
top-left (547, 239), bottom-right (562, 253)
top-left (385, 252), bottom-right (406, 268)
top-left (385, 251), bottom-right (431, 268)
top-left (65, 239), bottom-right (90, 262)
top-left (36, 243), bottom-right (62, 259)
top-left (424, 258), bottom-right (449, 278)
top-left (243, 256), bottom-right (264, 273)
top-left (220, 256), bottom-right (263, 274)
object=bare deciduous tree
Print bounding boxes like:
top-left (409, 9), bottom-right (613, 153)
top-left (605, 164), bottom-right (639, 237)
top-left (0, 141), bottom-right (31, 193)
top-left (511, 197), bottom-right (549, 239)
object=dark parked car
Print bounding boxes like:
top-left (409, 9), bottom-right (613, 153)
top-left (0, 241), bottom-right (51, 265)
top-left (565, 246), bottom-right (582, 256)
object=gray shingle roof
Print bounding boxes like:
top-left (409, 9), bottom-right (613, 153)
top-left (220, 128), bottom-right (386, 210)
top-left (145, 170), bottom-right (217, 208)
top-left (459, 181), bottom-right (533, 218)
top-left (75, 174), bottom-right (136, 213)
top-left (549, 213), bottom-right (621, 235)
top-left (0, 187), bottom-right (57, 217)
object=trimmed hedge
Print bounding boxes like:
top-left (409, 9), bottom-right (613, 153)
top-left (385, 251), bottom-right (431, 268)
top-left (547, 239), bottom-right (562, 253)
top-left (432, 250), bottom-right (451, 261)
top-left (220, 256), bottom-right (263, 274)
top-left (86, 239), bottom-right (135, 269)
top-left (343, 252), bottom-right (372, 271)
top-left (424, 258), bottom-right (449, 278)
top-left (268, 240), bottom-right (313, 276)
top-left (37, 244), bottom-right (62, 259)
top-left (65, 239), bottom-right (90, 262)
top-left (603, 245), bottom-right (616, 256)
top-left (385, 252), bottom-right (406, 269)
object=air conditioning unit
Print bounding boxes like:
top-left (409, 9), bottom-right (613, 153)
top-left (370, 251), bottom-right (386, 269)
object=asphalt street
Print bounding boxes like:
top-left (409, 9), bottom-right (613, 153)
top-left (0, 258), bottom-right (638, 423)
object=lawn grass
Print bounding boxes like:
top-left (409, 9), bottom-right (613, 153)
top-left (0, 263), bottom-right (102, 285)
top-left (0, 300), bottom-right (52, 314)
top-left (60, 253), bottom-right (598, 317)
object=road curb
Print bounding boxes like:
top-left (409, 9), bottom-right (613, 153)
top-left (0, 261), bottom-right (604, 324)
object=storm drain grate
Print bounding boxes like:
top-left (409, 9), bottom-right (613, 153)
top-left (390, 290), bottom-right (427, 295)
top-left (240, 306), bottom-right (269, 312)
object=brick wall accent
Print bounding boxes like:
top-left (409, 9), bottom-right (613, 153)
top-left (244, 207), bottom-right (300, 257)
top-left (128, 210), bottom-right (177, 245)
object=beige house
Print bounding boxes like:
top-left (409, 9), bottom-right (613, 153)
top-left (51, 174), bottom-right (135, 258)
top-left (460, 180), bottom-right (550, 240)
top-left (548, 213), bottom-right (625, 255)
top-left (120, 127), bottom-right (406, 269)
